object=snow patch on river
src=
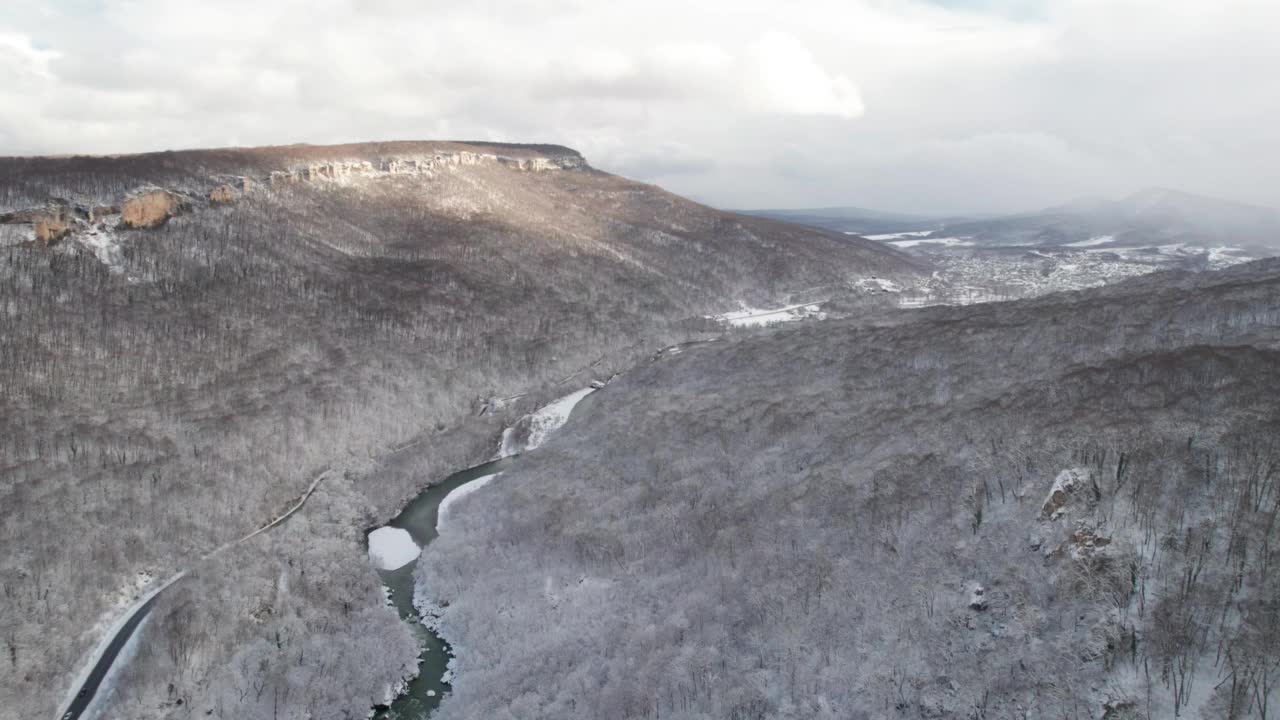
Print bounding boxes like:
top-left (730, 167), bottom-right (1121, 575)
top-left (367, 527), bottom-right (421, 570)
top-left (437, 473), bottom-right (500, 533)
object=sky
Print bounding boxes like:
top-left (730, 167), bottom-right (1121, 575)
top-left (1, 0), bottom-right (1278, 215)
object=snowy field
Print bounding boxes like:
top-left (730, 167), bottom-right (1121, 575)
top-left (888, 236), bottom-right (975, 249)
top-left (1064, 234), bottom-right (1115, 247)
top-left (861, 230), bottom-right (934, 240)
top-left (707, 303), bottom-right (825, 328)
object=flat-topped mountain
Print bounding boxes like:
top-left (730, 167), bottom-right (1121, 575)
top-left (0, 141), bottom-right (584, 203)
top-left (0, 141), bottom-right (922, 720)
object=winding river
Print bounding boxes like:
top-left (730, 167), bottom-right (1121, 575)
top-left (368, 456), bottom-right (517, 719)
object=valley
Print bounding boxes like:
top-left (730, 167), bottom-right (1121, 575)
top-left (0, 141), bottom-right (920, 720)
top-left (2, 142), bottom-right (1277, 720)
top-left (5, 4), bottom-right (1278, 719)
top-left (417, 259), bottom-right (1280, 719)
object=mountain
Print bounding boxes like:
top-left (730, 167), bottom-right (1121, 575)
top-left (0, 141), bottom-right (924, 720)
top-left (940, 187), bottom-right (1280, 250)
top-left (742, 204), bottom-right (958, 236)
top-left (745, 189), bottom-right (1280, 252)
top-left (418, 258), bottom-right (1280, 719)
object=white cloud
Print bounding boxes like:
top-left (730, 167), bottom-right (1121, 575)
top-left (0, 0), bottom-right (1276, 213)
top-left (0, 32), bottom-right (58, 81)
top-left (750, 32), bottom-right (864, 119)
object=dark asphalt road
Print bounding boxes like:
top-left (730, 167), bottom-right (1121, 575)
top-left (59, 591), bottom-right (165, 720)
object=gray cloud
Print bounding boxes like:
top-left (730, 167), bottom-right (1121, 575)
top-left (1, 0), bottom-right (1277, 215)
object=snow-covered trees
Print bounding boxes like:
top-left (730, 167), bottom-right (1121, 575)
top-left (416, 259), bottom-right (1280, 719)
top-left (2, 143), bottom-right (913, 720)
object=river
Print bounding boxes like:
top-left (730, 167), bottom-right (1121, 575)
top-left (368, 456), bottom-right (517, 719)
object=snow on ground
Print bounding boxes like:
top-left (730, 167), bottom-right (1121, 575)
top-left (437, 473), bottom-right (500, 533)
top-left (1208, 246), bottom-right (1251, 265)
top-left (1064, 234), bottom-right (1115, 247)
top-left (708, 303), bottom-right (825, 328)
top-left (1079, 243), bottom-right (1254, 269)
top-left (889, 236), bottom-right (974, 249)
top-left (1040, 468), bottom-right (1087, 520)
top-left (494, 386), bottom-right (600, 458)
top-left (367, 527), bottom-right (421, 570)
top-left (864, 230), bottom-right (933, 240)
top-left (892, 238), bottom-right (1264, 309)
top-left (530, 388), bottom-right (596, 442)
top-left (855, 277), bottom-right (904, 294)
top-left (0, 224), bottom-right (34, 247)
top-left (77, 225), bottom-right (128, 274)
top-left (496, 387), bottom-right (597, 458)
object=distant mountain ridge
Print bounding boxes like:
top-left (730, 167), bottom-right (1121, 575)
top-left (950, 187), bottom-right (1280, 250)
top-left (741, 204), bottom-right (962, 236)
top-left (747, 188), bottom-right (1280, 251)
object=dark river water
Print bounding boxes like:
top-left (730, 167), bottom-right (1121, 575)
top-left (369, 456), bottom-right (516, 719)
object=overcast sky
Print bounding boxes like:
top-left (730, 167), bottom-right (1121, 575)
top-left (2, 0), bottom-right (1277, 215)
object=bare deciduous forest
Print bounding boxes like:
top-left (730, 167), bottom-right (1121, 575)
top-left (419, 259), bottom-right (1280, 719)
top-left (0, 142), bottom-right (922, 720)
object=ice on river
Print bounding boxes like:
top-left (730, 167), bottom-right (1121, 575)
top-left (368, 527), bottom-right (421, 570)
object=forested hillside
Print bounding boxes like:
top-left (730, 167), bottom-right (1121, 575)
top-left (420, 259), bottom-right (1280, 719)
top-left (0, 141), bottom-right (922, 720)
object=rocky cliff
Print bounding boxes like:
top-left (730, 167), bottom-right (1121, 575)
top-left (0, 142), bottom-right (591, 249)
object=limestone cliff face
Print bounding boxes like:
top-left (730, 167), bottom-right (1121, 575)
top-left (33, 209), bottom-right (73, 244)
top-left (208, 184), bottom-right (238, 204)
top-left (0, 206), bottom-right (73, 245)
top-left (0, 143), bottom-right (590, 254)
top-left (266, 149), bottom-right (585, 187)
top-left (0, 203), bottom-right (120, 248)
top-left (120, 189), bottom-right (188, 229)
top-left (0, 142), bottom-right (594, 264)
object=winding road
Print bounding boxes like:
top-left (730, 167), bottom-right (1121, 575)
top-left (56, 471), bottom-right (329, 720)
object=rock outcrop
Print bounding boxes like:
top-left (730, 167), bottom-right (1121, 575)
top-left (1, 205), bottom-right (89, 245)
top-left (120, 189), bottom-right (188, 229)
top-left (209, 184), bottom-right (238, 204)
top-left (266, 150), bottom-right (583, 188)
top-left (1039, 468), bottom-right (1088, 520)
top-left (33, 209), bottom-right (73, 244)
top-left (90, 206), bottom-right (120, 222)
top-left (0, 146), bottom-right (585, 251)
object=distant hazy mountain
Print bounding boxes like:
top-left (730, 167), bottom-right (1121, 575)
top-left (747, 188), bottom-right (1280, 251)
top-left (940, 188), bottom-right (1280, 250)
top-left (742, 204), bottom-right (959, 236)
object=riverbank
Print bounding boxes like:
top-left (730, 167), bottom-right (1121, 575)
top-left (365, 382), bottom-right (609, 717)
